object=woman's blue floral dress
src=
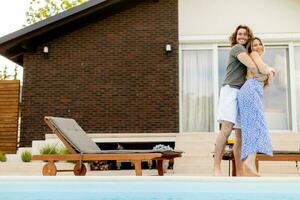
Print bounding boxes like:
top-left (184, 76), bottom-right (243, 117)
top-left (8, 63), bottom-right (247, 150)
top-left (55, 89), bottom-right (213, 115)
top-left (237, 77), bottom-right (273, 160)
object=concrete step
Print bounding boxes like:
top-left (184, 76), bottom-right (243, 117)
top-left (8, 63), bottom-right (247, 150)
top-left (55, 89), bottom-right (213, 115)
top-left (174, 163), bottom-right (230, 175)
top-left (31, 140), bottom-right (65, 154)
top-left (174, 156), bottom-right (212, 164)
top-left (175, 134), bottom-right (216, 143)
top-left (174, 147), bottom-right (215, 156)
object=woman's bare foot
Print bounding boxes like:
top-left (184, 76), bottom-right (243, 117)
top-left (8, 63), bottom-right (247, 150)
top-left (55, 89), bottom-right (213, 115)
top-left (243, 163), bottom-right (260, 177)
top-left (243, 153), bottom-right (260, 177)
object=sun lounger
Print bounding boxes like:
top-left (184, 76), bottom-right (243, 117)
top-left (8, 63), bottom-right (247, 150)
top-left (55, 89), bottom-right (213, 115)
top-left (222, 150), bottom-right (300, 176)
top-left (32, 116), bottom-right (182, 176)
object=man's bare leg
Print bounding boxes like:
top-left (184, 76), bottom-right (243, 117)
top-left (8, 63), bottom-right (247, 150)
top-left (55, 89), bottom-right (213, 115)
top-left (214, 122), bottom-right (234, 176)
top-left (233, 129), bottom-right (243, 176)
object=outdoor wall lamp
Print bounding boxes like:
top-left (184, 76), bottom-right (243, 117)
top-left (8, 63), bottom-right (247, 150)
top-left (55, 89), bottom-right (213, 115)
top-left (43, 46), bottom-right (49, 59)
top-left (165, 44), bottom-right (172, 54)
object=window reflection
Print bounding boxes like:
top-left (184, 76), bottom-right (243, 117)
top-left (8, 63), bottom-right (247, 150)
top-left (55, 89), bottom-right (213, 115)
top-left (263, 47), bottom-right (291, 130)
top-left (218, 48), bottom-right (230, 91)
top-left (294, 47), bottom-right (300, 130)
top-left (218, 46), bottom-right (291, 130)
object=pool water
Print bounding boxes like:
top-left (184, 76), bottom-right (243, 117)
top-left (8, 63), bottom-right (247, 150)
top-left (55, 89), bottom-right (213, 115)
top-left (1, 177), bottom-right (300, 200)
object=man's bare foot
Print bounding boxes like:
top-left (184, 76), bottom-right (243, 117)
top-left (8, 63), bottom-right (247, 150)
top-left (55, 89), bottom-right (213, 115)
top-left (236, 170), bottom-right (243, 176)
top-left (213, 169), bottom-right (223, 176)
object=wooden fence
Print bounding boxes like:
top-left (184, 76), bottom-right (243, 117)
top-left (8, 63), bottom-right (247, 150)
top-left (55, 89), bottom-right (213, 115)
top-left (0, 80), bottom-right (20, 153)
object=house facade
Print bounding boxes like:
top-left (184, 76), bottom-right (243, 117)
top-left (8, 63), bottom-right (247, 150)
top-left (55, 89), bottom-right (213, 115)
top-left (179, 0), bottom-right (300, 134)
top-left (0, 0), bottom-right (178, 147)
top-left (1, 0), bottom-right (300, 149)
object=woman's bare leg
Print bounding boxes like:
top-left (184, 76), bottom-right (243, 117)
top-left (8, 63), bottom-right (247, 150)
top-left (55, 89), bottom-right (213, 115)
top-left (243, 153), bottom-right (260, 176)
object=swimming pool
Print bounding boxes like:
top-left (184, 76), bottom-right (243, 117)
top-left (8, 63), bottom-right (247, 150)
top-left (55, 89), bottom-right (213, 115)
top-left (1, 177), bottom-right (300, 200)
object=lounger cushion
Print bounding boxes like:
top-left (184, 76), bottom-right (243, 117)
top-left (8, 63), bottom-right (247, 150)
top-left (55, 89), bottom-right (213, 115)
top-left (46, 116), bottom-right (183, 156)
top-left (47, 117), bottom-right (102, 153)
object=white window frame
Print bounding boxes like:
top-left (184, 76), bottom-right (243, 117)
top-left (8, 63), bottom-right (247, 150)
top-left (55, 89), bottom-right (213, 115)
top-left (288, 43), bottom-right (297, 132)
top-left (179, 34), bottom-right (300, 133)
top-left (292, 43), bottom-right (300, 132)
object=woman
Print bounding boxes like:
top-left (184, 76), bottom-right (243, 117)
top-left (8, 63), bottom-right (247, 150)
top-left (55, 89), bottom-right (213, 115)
top-left (237, 37), bottom-right (275, 176)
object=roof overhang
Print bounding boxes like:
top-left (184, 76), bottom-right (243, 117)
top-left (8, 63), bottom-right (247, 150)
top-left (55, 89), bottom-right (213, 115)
top-left (0, 0), bottom-right (146, 65)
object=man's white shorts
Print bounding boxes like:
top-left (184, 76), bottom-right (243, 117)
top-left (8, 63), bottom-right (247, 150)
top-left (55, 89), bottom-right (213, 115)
top-left (217, 85), bottom-right (241, 129)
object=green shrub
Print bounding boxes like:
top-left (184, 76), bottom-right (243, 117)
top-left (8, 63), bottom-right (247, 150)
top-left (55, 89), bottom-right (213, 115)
top-left (58, 147), bottom-right (70, 155)
top-left (58, 147), bottom-right (76, 163)
top-left (39, 144), bottom-right (59, 155)
top-left (0, 151), bottom-right (7, 162)
top-left (21, 150), bottom-right (32, 162)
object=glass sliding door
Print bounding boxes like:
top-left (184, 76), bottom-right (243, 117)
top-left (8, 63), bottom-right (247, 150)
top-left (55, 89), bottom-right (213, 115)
top-left (182, 50), bottom-right (214, 132)
top-left (217, 46), bottom-right (291, 130)
top-left (218, 48), bottom-right (230, 91)
top-left (263, 46), bottom-right (291, 130)
top-left (294, 46), bottom-right (300, 131)
top-left (181, 45), bottom-right (293, 132)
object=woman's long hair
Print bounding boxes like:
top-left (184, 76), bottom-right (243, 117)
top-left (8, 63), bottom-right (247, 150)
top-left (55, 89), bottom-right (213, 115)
top-left (247, 37), bottom-right (274, 87)
top-left (246, 37), bottom-right (265, 54)
top-left (229, 25), bottom-right (254, 47)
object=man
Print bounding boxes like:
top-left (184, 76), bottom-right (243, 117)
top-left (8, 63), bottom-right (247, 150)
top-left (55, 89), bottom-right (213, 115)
top-left (213, 25), bottom-right (268, 176)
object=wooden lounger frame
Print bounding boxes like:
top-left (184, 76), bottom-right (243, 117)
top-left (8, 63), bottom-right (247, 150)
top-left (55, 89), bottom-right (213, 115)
top-left (222, 150), bottom-right (300, 176)
top-left (32, 117), bottom-right (182, 176)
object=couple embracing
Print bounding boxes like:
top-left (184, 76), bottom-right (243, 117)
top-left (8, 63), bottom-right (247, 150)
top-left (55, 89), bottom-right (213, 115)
top-left (214, 25), bottom-right (276, 176)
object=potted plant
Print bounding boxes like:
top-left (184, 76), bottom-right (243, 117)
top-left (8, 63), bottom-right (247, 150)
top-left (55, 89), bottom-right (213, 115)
top-left (21, 150), bottom-right (32, 162)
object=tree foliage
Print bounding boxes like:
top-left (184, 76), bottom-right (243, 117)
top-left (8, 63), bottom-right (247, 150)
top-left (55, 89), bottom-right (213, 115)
top-left (26, 0), bottom-right (88, 25)
top-left (0, 66), bottom-right (19, 80)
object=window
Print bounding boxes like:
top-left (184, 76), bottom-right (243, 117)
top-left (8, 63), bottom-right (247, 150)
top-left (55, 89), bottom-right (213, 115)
top-left (181, 50), bottom-right (214, 132)
top-left (218, 48), bottom-right (230, 91)
top-left (180, 42), bottom-right (298, 132)
top-left (217, 46), bottom-right (291, 130)
top-left (262, 47), bottom-right (291, 130)
top-left (294, 46), bottom-right (300, 130)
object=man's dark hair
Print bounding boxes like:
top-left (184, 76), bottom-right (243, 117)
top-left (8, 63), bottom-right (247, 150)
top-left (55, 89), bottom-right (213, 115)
top-left (229, 25), bottom-right (254, 47)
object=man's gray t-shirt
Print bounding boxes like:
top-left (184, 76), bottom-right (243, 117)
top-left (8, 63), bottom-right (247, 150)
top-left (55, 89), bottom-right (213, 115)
top-left (222, 44), bottom-right (247, 89)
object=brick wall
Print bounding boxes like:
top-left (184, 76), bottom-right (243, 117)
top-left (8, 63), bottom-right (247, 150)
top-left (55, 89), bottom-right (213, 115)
top-left (21, 0), bottom-right (178, 146)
